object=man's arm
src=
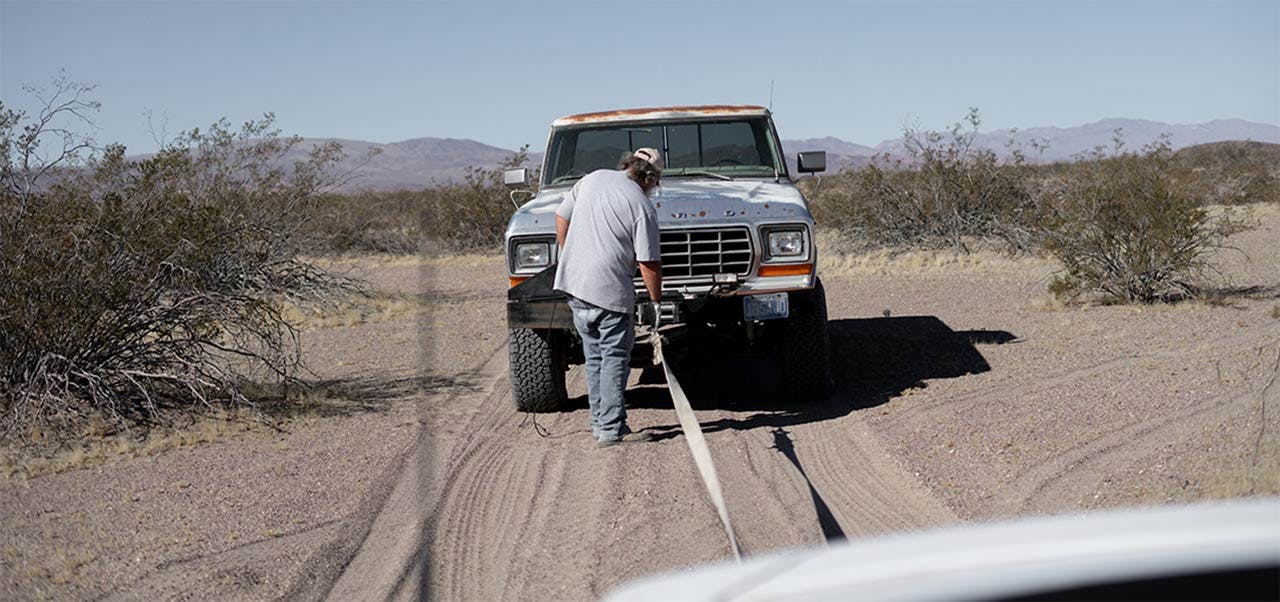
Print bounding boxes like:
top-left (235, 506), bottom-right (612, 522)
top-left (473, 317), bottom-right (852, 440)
top-left (556, 215), bottom-right (570, 249)
top-left (638, 261), bottom-right (662, 302)
top-left (634, 206), bottom-right (663, 303)
top-left (554, 181), bottom-right (579, 248)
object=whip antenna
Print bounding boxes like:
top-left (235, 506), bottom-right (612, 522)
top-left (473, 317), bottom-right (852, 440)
top-left (769, 80), bottom-right (774, 113)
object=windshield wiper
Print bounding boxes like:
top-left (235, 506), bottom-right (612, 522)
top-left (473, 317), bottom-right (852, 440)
top-left (678, 170), bottom-right (734, 181)
top-left (550, 174), bottom-right (586, 185)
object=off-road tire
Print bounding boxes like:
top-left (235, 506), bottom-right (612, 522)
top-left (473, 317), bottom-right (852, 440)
top-left (509, 328), bottom-right (568, 412)
top-left (780, 278), bottom-right (834, 402)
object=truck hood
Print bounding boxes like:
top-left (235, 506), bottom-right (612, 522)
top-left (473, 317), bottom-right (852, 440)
top-left (505, 179), bottom-right (812, 237)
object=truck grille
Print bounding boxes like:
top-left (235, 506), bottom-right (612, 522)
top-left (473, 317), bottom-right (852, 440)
top-left (648, 227), bottom-right (753, 279)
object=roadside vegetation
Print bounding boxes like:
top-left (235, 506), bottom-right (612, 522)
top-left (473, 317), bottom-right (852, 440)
top-left (306, 148), bottom-right (531, 255)
top-left (809, 109), bottom-right (1272, 303)
top-left (0, 75), bottom-right (525, 442)
top-left (1, 77), bottom-right (357, 440)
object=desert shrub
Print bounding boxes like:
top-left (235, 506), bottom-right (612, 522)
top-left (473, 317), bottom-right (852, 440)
top-left (811, 109), bottom-right (1039, 253)
top-left (303, 148), bottom-right (527, 255)
top-left (1038, 141), bottom-right (1250, 303)
top-left (420, 152), bottom-right (528, 252)
top-left (309, 189), bottom-right (425, 254)
top-left (1171, 141), bottom-right (1280, 206)
top-left (1, 92), bottom-right (351, 433)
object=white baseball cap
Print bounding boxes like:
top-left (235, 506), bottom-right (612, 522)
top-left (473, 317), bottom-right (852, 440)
top-left (633, 147), bottom-right (663, 170)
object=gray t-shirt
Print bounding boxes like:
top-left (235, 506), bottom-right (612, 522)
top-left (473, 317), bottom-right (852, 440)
top-left (553, 169), bottom-right (661, 314)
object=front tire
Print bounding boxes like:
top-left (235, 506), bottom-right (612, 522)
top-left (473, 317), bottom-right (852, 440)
top-left (509, 328), bottom-right (568, 412)
top-left (780, 278), bottom-right (834, 402)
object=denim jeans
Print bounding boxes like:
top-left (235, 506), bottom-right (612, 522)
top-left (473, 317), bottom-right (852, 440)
top-left (568, 297), bottom-right (634, 441)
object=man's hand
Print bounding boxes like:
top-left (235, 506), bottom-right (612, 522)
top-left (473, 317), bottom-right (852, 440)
top-left (639, 301), bottom-right (662, 331)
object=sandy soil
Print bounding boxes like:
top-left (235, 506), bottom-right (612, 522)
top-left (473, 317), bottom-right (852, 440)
top-left (3, 208), bottom-right (1277, 600)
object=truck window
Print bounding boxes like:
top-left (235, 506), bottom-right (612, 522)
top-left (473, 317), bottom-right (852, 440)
top-left (545, 118), bottom-right (781, 186)
top-left (667, 122), bottom-right (766, 169)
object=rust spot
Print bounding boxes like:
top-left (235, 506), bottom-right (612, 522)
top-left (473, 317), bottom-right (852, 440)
top-left (764, 203), bottom-right (770, 209)
top-left (655, 202), bottom-right (662, 208)
top-left (739, 210), bottom-right (746, 215)
top-left (557, 105), bottom-right (767, 124)
top-left (698, 211), bottom-right (706, 217)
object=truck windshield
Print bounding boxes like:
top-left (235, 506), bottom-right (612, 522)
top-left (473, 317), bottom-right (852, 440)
top-left (543, 118), bottom-right (783, 186)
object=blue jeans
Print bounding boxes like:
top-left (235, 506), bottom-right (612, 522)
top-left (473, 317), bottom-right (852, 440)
top-left (568, 297), bottom-right (635, 441)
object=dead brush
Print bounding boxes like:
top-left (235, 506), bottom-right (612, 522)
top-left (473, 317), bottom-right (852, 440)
top-left (304, 146), bottom-right (529, 255)
top-left (1, 89), bottom-right (357, 438)
top-left (809, 108), bottom-right (1041, 255)
top-left (810, 109), bottom-right (1263, 305)
top-left (1038, 141), bottom-right (1252, 304)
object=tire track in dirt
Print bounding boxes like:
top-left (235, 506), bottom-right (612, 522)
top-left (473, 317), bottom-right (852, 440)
top-left (321, 341), bottom-right (510, 602)
top-left (991, 386), bottom-right (1261, 516)
top-left (420, 370), bottom-right (621, 601)
top-left (332, 341), bottom-right (958, 601)
top-left (794, 415), bottom-right (956, 538)
top-left (885, 326), bottom-right (1280, 426)
top-left (988, 334), bottom-right (1280, 517)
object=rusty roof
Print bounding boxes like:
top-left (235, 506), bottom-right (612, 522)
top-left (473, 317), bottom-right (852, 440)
top-left (552, 104), bottom-right (769, 127)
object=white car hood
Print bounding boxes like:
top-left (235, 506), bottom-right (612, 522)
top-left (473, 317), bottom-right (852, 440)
top-left (505, 178), bottom-right (812, 237)
top-left (604, 499), bottom-right (1280, 602)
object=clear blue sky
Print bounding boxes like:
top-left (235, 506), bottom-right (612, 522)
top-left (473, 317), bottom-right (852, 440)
top-left (2, 1), bottom-right (1276, 154)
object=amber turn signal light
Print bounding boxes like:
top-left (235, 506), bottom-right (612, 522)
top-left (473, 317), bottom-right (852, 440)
top-left (758, 263), bottom-right (813, 277)
top-left (509, 276), bottom-right (528, 288)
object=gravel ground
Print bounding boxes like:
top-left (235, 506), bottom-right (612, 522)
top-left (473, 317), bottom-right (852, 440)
top-left (2, 208), bottom-right (1277, 600)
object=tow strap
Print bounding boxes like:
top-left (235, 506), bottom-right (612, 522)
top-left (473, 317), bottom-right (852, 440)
top-left (650, 334), bottom-right (743, 561)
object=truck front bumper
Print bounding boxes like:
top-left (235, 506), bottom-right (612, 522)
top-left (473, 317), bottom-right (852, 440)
top-left (507, 273), bottom-right (814, 331)
top-left (508, 298), bottom-right (576, 330)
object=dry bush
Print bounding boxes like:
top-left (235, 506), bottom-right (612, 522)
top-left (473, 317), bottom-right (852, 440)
top-left (811, 109), bottom-right (1262, 305)
top-left (1171, 141), bottom-right (1280, 206)
top-left (1038, 141), bottom-right (1251, 303)
top-left (811, 109), bottom-right (1040, 254)
top-left (309, 189), bottom-right (425, 254)
top-left (420, 151), bottom-right (527, 252)
top-left (1, 83), bottom-right (353, 435)
top-left (304, 147), bottom-right (526, 254)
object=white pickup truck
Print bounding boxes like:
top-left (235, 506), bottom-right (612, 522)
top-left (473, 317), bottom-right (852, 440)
top-left (503, 105), bottom-right (832, 412)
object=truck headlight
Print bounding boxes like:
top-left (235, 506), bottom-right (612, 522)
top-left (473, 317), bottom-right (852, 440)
top-left (767, 230), bottom-right (805, 258)
top-left (514, 241), bottom-right (551, 269)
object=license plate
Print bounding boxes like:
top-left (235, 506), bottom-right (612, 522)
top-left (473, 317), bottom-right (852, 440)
top-left (743, 293), bottom-right (789, 321)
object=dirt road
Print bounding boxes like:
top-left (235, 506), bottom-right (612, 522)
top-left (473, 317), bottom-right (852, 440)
top-left (4, 209), bottom-right (1277, 600)
top-left (321, 207), bottom-right (1279, 600)
top-left (325, 333), bottom-right (956, 600)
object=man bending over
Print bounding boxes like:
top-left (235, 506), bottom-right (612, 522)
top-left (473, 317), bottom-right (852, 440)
top-left (553, 148), bottom-right (663, 447)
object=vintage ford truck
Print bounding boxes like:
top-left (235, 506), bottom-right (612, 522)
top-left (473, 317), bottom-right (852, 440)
top-left (503, 105), bottom-right (832, 411)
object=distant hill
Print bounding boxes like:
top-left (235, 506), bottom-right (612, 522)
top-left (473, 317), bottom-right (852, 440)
top-left (870, 118), bottom-right (1280, 163)
top-left (207, 118), bottom-right (1276, 191)
top-left (277, 137), bottom-right (540, 193)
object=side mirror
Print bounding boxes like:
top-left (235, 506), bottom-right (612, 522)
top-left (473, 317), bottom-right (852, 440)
top-left (797, 151), bottom-right (827, 174)
top-left (503, 167), bottom-right (531, 188)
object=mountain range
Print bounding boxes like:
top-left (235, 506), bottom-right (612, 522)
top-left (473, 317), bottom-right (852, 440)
top-left (281, 118), bottom-right (1278, 192)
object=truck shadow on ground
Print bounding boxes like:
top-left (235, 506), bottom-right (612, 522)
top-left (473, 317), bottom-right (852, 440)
top-left (601, 316), bottom-right (1016, 440)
